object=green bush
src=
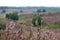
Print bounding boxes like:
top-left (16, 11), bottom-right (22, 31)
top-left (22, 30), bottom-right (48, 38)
top-left (2, 10), bottom-right (6, 13)
top-left (37, 9), bottom-right (41, 13)
top-left (32, 15), bottom-right (37, 26)
top-left (6, 12), bottom-right (19, 21)
top-left (20, 10), bottom-right (23, 13)
top-left (10, 13), bottom-right (19, 20)
top-left (37, 15), bottom-right (42, 26)
top-left (42, 9), bottom-right (46, 12)
top-left (0, 24), bottom-right (6, 30)
top-left (6, 14), bottom-right (10, 19)
top-left (32, 15), bottom-right (42, 26)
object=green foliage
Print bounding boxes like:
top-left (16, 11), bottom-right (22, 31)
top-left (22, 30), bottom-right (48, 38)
top-left (32, 15), bottom-right (37, 26)
top-left (32, 15), bottom-right (42, 27)
top-left (37, 15), bottom-right (42, 26)
top-left (2, 10), bottom-right (6, 13)
top-left (6, 14), bottom-right (10, 19)
top-left (37, 9), bottom-right (46, 13)
top-left (37, 9), bottom-right (41, 13)
top-left (10, 13), bottom-right (19, 20)
top-left (6, 12), bottom-right (19, 21)
top-left (42, 9), bottom-right (46, 12)
top-left (20, 10), bottom-right (23, 13)
top-left (0, 24), bottom-right (6, 30)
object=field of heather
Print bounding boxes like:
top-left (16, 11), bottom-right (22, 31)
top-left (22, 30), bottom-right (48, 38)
top-left (0, 21), bottom-right (60, 40)
top-left (0, 12), bottom-right (60, 40)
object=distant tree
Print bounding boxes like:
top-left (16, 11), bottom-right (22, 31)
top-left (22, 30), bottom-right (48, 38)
top-left (6, 14), bottom-right (10, 19)
top-left (2, 10), bottom-right (6, 13)
top-left (20, 10), bottom-right (23, 13)
top-left (37, 9), bottom-right (41, 14)
top-left (42, 9), bottom-right (46, 12)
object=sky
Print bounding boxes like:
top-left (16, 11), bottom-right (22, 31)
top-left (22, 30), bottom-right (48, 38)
top-left (0, 0), bottom-right (60, 7)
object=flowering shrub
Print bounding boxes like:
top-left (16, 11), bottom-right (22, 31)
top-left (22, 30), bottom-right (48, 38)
top-left (0, 21), bottom-right (59, 40)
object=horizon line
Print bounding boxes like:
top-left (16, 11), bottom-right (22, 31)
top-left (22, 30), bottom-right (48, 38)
top-left (0, 6), bottom-right (60, 7)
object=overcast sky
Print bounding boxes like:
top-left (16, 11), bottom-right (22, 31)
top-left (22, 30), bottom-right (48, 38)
top-left (0, 0), bottom-right (60, 7)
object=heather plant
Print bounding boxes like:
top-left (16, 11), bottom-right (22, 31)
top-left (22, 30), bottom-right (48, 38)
top-left (39, 30), bottom-right (57, 40)
top-left (27, 27), bottom-right (33, 40)
top-left (0, 21), bottom-right (59, 40)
